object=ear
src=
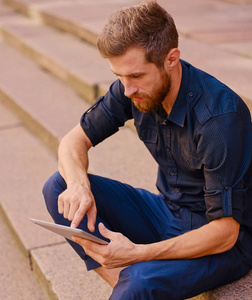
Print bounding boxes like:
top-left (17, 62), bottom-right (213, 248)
top-left (164, 48), bottom-right (180, 71)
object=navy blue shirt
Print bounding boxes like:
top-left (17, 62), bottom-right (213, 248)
top-left (81, 60), bottom-right (252, 232)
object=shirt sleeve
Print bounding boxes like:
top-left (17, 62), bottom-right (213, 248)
top-left (80, 80), bottom-right (133, 146)
top-left (197, 110), bottom-right (252, 223)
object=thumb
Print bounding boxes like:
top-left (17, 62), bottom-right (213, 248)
top-left (98, 223), bottom-right (114, 239)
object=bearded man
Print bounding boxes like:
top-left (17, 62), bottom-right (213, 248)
top-left (43, 1), bottom-right (252, 299)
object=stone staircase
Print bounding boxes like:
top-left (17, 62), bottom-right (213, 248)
top-left (0, 0), bottom-right (251, 299)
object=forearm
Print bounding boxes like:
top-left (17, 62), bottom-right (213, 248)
top-left (58, 124), bottom-right (92, 187)
top-left (138, 217), bottom-right (240, 262)
top-left (57, 124), bottom-right (96, 230)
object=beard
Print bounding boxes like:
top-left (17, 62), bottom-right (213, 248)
top-left (131, 70), bottom-right (171, 113)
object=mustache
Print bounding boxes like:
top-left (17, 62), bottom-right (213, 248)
top-left (130, 93), bottom-right (147, 99)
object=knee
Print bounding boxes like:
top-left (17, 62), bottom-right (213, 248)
top-left (42, 171), bottom-right (66, 218)
top-left (111, 265), bottom-right (150, 299)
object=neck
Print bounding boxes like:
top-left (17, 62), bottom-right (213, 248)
top-left (162, 62), bottom-right (182, 115)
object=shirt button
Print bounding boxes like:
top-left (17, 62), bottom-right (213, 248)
top-left (169, 171), bottom-right (175, 176)
top-left (175, 187), bottom-right (181, 193)
top-left (188, 91), bottom-right (193, 97)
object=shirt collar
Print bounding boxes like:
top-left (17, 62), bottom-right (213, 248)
top-left (166, 60), bottom-right (190, 127)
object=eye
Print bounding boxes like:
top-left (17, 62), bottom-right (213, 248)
top-left (130, 74), bottom-right (142, 79)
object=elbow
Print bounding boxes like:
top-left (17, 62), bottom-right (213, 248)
top-left (225, 232), bottom-right (239, 251)
top-left (227, 219), bottom-right (240, 250)
top-left (219, 217), bottom-right (240, 252)
top-left (211, 217), bottom-right (240, 254)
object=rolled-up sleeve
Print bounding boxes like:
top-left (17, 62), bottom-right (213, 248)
top-left (198, 112), bottom-right (252, 223)
top-left (80, 80), bottom-right (132, 146)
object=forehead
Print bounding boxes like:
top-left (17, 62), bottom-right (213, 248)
top-left (108, 47), bottom-right (155, 76)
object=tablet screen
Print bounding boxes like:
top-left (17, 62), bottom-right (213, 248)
top-left (30, 218), bottom-right (109, 245)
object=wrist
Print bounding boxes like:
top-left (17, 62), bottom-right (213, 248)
top-left (67, 180), bottom-right (90, 189)
top-left (64, 173), bottom-right (91, 190)
top-left (134, 244), bottom-right (152, 263)
top-left (59, 166), bottom-right (90, 189)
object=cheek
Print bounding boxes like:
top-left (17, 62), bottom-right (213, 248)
top-left (139, 79), bottom-right (156, 94)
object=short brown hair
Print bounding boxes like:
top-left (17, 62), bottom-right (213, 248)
top-left (97, 1), bottom-right (178, 68)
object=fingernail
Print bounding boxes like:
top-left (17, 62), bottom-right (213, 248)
top-left (99, 222), bottom-right (105, 229)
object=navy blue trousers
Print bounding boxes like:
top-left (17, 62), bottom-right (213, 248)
top-left (43, 172), bottom-right (252, 300)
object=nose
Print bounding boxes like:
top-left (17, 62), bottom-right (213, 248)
top-left (122, 78), bottom-right (138, 98)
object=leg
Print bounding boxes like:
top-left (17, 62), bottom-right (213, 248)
top-left (43, 171), bottom-right (181, 270)
top-left (43, 172), bottom-right (252, 298)
top-left (110, 243), bottom-right (251, 300)
top-left (95, 266), bottom-right (126, 288)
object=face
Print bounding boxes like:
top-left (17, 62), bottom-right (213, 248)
top-left (109, 47), bottom-right (171, 113)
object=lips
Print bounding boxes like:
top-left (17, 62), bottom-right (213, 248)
top-left (133, 98), bottom-right (144, 102)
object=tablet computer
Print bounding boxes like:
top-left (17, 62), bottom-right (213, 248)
top-left (30, 218), bottom-right (109, 245)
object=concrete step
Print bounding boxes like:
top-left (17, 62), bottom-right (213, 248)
top-left (218, 0), bottom-right (252, 4)
top-left (3, 0), bottom-right (252, 57)
top-left (0, 209), bottom-right (49, 300)
top-left (0, 100), bottom-right (113, 300)
top-left (2, 0), bottom-right (137, 47)
top-left (0, 3), bottom-right (116, 103)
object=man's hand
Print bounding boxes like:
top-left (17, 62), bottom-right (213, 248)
top-left (72, 223), bottom-right (141, 269)
top-left (58, 184), bottom-right (97, 232)
top-left (57, 124), bottom-right (95, 231)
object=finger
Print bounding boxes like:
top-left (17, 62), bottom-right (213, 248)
top-left (68, 199), bottom-right (79, 222)
top-left (71, 197), bottom-right (96, 229)
top-left (63, 201), bottom-right (70, 219)
top-left (98, 223), bottom-right (114, 239)
top-left (72, 236), bottom-right (91, 247)
top-left (58, 194), bottom-right (64, 214)
top-left (72, 236), bottom-right (105, 264)
top-left (87, 204), bottom-right (97, 232)
top-left (71, 206), bottom-right (87, 228)
top-left (72, 236), bottom-right (104, 256)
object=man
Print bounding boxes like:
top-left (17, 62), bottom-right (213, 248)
top-left (43, 1), bottom-right (252, 299)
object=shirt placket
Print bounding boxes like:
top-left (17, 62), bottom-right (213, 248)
top-left (162, 122), bottom-right (178, 185)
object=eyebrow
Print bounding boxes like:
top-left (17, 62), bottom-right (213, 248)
top-left (111, 70), bottom-right (145, 77)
